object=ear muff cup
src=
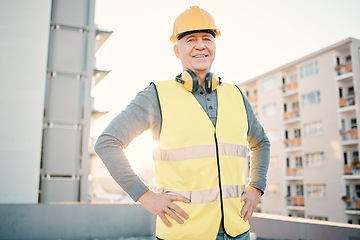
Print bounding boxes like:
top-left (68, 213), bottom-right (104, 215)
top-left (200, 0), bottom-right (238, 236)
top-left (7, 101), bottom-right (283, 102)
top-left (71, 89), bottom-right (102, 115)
top-left (205, 72), bottom-right (221, 93)
top-left (175, 69), bottom-right (221, 93)
top-left (175, 69), bottom-right (199, 93)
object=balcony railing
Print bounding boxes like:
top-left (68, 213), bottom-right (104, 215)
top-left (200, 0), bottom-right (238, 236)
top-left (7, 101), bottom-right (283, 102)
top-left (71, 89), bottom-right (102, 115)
top-left (340, 129), bottom-right (358, 141)
top-left (286, 167), bottom-right (303, 176)
top-left (247, 95), bottom-right (258, 103)
top-left (335, 62), bottom-right (352, 75)
top-left (281, 81), bottom-right (298, 93)
top-left (284, 138), bottom-right (302, 148)
top-left (339, 95), bottom-right (355, 108)
top-left (343, 197), bottom-right (360, 211)
top-left (283, 109), bottom-right (300, 120)
top-left (344, 165), bottom-right (360, 175)
top-left (286, 196), bottom-right (305, 206)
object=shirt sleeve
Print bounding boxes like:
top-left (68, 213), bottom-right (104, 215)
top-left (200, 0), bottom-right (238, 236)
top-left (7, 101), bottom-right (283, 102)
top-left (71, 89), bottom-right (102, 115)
top-left (241, 91), bottom-right (270, 194)
top-left (94, 83), bottom-right (161, 201)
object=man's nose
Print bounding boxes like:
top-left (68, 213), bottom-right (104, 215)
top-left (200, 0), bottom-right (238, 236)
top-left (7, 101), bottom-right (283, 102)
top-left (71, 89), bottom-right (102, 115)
top-left (195, 39), bottom-right (206, 50)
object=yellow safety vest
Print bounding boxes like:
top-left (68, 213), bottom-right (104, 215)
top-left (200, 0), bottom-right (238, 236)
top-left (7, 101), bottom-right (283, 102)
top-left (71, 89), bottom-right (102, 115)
top-left (153, 80), bottom-right (250, 240)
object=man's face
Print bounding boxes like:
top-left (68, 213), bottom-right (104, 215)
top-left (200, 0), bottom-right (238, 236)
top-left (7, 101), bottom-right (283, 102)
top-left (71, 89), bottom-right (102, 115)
top-left (174, 32), bottom-right (216, 75)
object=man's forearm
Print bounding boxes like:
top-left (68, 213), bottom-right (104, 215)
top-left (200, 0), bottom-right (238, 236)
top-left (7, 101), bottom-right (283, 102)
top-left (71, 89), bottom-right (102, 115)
top-left (248, 135), bottom-right (270, 194)
top-left (242, 92), bottom-right (270, 193)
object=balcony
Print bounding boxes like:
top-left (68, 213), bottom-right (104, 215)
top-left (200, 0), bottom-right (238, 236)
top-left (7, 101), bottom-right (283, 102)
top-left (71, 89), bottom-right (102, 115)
top-left (286, 196), bottom-right (305, 206)
top-left (247, 94), bottom-right (258, 105)
top-left (286, 167), bottom-right (303, 180)
top-left (340, 129), bottom-right (358, 141)
top-left (335, 62), bottom-right (352, 75)
top-left (283, 109), bottom-right (300, 121)
top-left (344, 164), bottom-right (358, 174)
top-left (343, 197), bottom-right (360, 214)
top-left (284, 138), bottom-right (302, 151)
top-left (343, 161), bottom-right (360, 179)
top-left (281, 81), bottom-right (298, 96)
top-left (339, 95), bottom-right (355, 108)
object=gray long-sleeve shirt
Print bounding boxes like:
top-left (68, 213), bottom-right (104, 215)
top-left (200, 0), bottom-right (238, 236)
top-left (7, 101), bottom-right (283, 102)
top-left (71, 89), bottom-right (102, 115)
top-left (95, 82), bottom-right (270, 202)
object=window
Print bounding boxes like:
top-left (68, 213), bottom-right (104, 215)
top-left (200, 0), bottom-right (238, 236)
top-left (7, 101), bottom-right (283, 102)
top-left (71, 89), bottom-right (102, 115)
top-left (353, 151), bottom-right (359, 160)
top-left (355, 185), bottom-right (360, 198)
top-left (303, 121), bottom-right (322, 137)
top-left (262, 78), bottom-right (276, 92)
top-left (294, 129), bottom-right (301, 138)
top-left (351, 118), bottom-right (357, 129)
top-left (296, 184), bottom-right (304, 196)
top-left (296, 156), bottom-right (303, 167)
top-left (344, 152), bottom-right (348, 165)
top-left (345, 55), bottom-right (352, 64)
top-left (336, 57), bottom-right (340, 65)
top-left (341, 119), bottom-right (345, 131)
top-left (345, 185), bottom-right (350, 198)
top-left (300, 61), bottom-right (319, 79)
top-left (287, 185), bottom-right (291, 196)
top-left (348, 86), bottom-right (354, 95)
top-left (302, 91), bottom-right (321, 107)
top-left (307, 184), bottom-right (326, 198)
top-left (305, 152), bottom-right (325, 166)
top-left (263, 103), bottom-right (277, 117)
top-left (292, 101), bottom-right (299, 110)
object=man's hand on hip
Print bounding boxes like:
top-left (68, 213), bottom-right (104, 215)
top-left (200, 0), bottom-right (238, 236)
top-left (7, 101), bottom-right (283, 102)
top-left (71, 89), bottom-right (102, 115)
top-left (240, 186), bottom-right (262, 222)
top-left (138, 190), bottom-right (190, 227)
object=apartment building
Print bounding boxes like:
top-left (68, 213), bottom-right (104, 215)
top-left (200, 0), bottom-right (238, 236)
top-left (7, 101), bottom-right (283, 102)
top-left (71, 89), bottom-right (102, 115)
top-left (239, 37), bottom-right (360, 224)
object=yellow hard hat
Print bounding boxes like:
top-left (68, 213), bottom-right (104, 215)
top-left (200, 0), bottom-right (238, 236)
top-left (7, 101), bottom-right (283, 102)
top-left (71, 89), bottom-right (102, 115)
top-left (170, 6), bottom-right (221, 44)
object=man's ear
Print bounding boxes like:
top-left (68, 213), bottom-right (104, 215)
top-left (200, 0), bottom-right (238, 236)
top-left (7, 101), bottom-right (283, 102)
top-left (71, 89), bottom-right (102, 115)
top-left (173, 44), bottom-right (181, 59)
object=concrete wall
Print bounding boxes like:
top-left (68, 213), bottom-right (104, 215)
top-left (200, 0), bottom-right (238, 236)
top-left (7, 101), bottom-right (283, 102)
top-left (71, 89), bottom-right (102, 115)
top-left (0, 203), bottom-right (155, 240)
top-left (1, 204), bottom-right (359, 240)
top-left (0, 0), bottom-right (51, 203)
top-left (250, 213), bottom-right (360, 240)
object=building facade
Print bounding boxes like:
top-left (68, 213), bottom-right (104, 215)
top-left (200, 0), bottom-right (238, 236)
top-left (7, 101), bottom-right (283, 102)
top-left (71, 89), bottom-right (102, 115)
top-left (239, 38), bottom-right (360, 224)
top-left (0, 0), bottom-right (111, 204)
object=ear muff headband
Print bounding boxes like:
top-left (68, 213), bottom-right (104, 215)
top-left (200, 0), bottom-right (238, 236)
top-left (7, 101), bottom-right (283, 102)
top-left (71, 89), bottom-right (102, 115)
top-left (175, 70), bottom-right (221, 93)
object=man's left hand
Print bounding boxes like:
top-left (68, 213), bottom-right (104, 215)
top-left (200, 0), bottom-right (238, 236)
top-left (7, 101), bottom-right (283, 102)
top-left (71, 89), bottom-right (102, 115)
top-left (240, 186), bottom-right (262, 221)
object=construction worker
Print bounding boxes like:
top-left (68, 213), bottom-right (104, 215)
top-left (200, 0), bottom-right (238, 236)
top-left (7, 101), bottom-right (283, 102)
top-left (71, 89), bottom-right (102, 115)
top-left (95, 6), bottom-right (270, 240)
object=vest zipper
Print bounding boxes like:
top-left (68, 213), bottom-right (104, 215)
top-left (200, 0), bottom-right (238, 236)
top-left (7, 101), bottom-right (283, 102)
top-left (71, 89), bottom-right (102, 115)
top-left (214, 133), bottom-right (226, 232)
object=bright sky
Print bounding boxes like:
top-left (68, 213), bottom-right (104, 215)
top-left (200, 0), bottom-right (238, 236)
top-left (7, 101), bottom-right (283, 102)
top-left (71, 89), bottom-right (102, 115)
top-left (93, 0), bottom-right (360, 173)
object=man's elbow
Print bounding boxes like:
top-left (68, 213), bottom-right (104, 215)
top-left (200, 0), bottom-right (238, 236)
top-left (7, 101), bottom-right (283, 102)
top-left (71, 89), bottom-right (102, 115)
top-left (94, 135), bottom-right (105, 157)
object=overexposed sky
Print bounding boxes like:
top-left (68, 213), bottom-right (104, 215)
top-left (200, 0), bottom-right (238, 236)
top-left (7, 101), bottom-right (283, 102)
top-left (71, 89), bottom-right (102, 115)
top-left (93, 0), bottom-right (360, 173)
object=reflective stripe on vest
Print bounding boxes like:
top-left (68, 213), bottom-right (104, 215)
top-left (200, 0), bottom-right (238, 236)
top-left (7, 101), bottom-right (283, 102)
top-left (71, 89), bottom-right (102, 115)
top-left (159, 185), bottom-right (245, 204)
top-left (153, 143), bottom-right (247, 162)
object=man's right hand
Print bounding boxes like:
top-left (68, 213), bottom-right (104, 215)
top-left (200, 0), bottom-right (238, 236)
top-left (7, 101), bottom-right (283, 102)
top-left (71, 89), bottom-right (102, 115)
top-left (137, 190), bottom-right (190, 227)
